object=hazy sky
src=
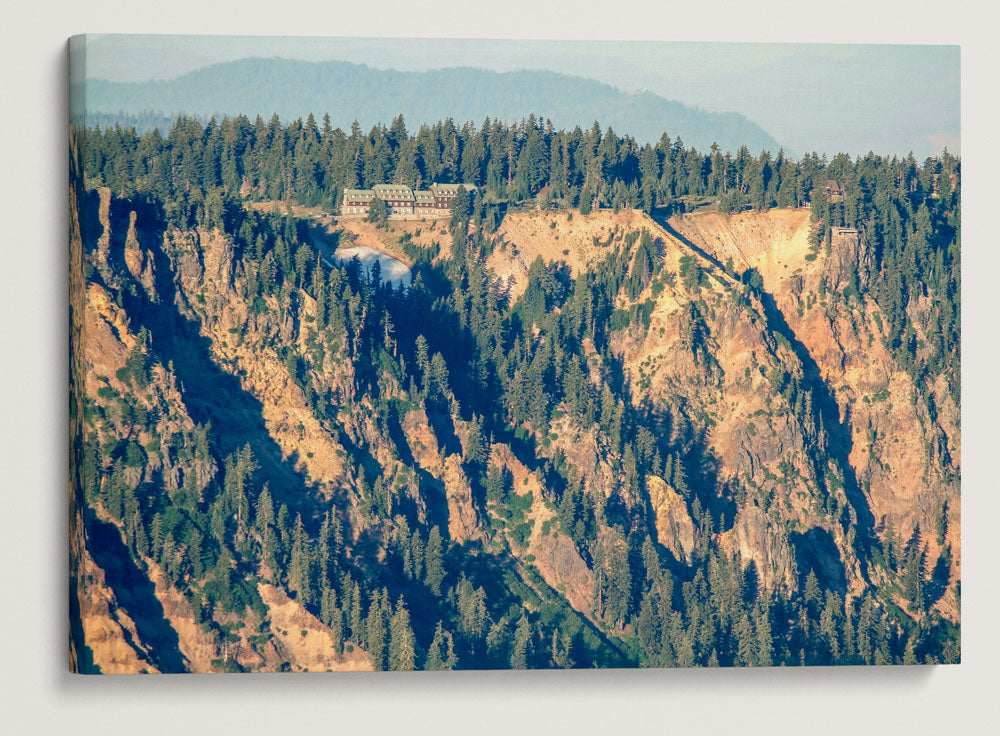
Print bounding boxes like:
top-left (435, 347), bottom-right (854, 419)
top-left (77, 35), bottom-right (960, 159)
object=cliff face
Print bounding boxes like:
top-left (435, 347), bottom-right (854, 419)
top-left (71, 191), bottom-right (959, 672)
top-left (668, 209), bottom-right (960, 613)
top-left (487, 207), bottom-right (958, 616)
top-left (75, 190), bottom-right (381, 672)
top-left (646, 476), bottom-right (696, 565)
top-left (490, 209), bottom-right (654, 301)
top-left (584, 211), bottom-right (859, 594)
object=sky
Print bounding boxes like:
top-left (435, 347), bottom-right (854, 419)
top-left (76, 35), bottom-right (960, 159)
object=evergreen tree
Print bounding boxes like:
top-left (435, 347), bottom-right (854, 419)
top-left (389, 597), bottom-right (417, 671)
top-left (367, 196), bottom-right (387, 224)
top-left (510, 615), bottom-right (532, 669)
top-left (424, 526), bottom-right (445, 595)
top-left (366, 590), bottom-right (388, 670)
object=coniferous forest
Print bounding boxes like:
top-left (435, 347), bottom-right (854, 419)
top-left (70, 112), bottom-right (960, 672)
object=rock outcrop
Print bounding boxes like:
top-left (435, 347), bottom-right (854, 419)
top-left (669, 208), bottom-right (960, 606)
top-left (646, 475), bottom-right (696, 564)
top-left (442, 454), bottom-right (484, 543)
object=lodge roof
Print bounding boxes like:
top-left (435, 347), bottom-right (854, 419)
top-left (344, 182), bottom-right (478, 204)
top-left (832, 226), bottom-right (858, 236)
top-left (373, 184), bottom-right (415, 200)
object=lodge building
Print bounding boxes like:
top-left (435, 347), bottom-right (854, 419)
top-left (341, 182), bottom-right (478, 218)
top-left (823, 180), bottom-right (845, 202)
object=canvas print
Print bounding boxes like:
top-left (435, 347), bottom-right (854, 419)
top-left (68, 36), bottom-right (960, 673)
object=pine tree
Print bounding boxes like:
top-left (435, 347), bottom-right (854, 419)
top-left (424, 526), bottom-right (445, 595)
top-left (902, 545), bottom-right (926, 612)
top-left (464, 414), bottom-right (487, 465)
top-left (410, 528), bottom-right (424, 582)
top-left (149, 513), bottom-right (165, 560)
top-left (754, 601), bottom-right (773, 667)
top-left (735, 612), bottom-right (755, 666)
top-left (883, 517), bottom-right (899, 571)
top-left (367, 196), bottom-right (387, 224)
top-left (510, 615), bottom-right (532, 669)
top-left (425, 621), bottom-right (457, 671)
top-left (486, 464), bottom-right (506, 504)
top-left (255, 484), bottom-right (277, 573)
top-left (457, 578), bottom-right (488, 639)
top-left (288, 514), bottom-right (314, 605)
top-left (935, 501), bottom-right (949, 546)
top-left (388, 597), bottom-right (416, 671)
top-left (320, 587), bottom-right (339, 628)
top-left (550, 628), bottom-right (574, 669)
top-left (347, 576), bottom-right (364, 644)
top-left (366, 590), bottom-right (388, 670)
top-left (188, 526), bottom-right (205, 578)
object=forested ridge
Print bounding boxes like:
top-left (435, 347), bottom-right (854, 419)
top-left (70, 113), bottom-right (960, 672)
top-left (77, 58), bottom-right (780, 153)
top-left (85, 113), bottom-right (960, 400)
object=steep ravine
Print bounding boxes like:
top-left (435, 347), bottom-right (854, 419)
top-left (669, 209), bottom-right (960, 617)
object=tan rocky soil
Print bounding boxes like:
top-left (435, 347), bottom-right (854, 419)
top-left (671, 208), bottom-right (960, 606)
top-left (442, 454), bottom-right (484, 543)
top-left (488, 443), bottom-right (596, 620)
top-left (646, 475), bottom-right (696, 564)
top-left (491, 209), bottom-right (654, 300)
top-left (170, 227), bottom-right (350, 494)
top-left (258, 583), bottom-right (374, 672)
top-left (73, 541), bottom-right (160, 675)
top-left (144, 563), bottom-right (220, 672)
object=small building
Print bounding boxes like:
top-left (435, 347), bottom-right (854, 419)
top-left (414, 189), bottom-right (437, 216)
top-left (429, 182), bottom-right (478, 210)
top-left (342, 188), bottom-right (376, 216)
top-left (831, 226), bottom-right (858, 237)
top-left (341, 182), bottom-right (478, 218)
top-left (372, 184), bottom-right (416, 215)
top-left (824, 180), bottom-right (845, 202)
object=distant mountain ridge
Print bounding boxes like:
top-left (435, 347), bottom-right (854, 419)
top-left (77, 58), bottom-right (782, 153)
